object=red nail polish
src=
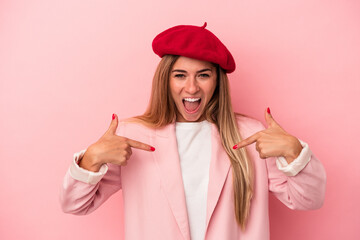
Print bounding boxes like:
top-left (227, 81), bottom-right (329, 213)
top-left (112, 113), bottom-right (115, 120)
top-left (150, 147), bottom-right (155, 151)
top-left (267, 107), bottom-right (271, 114)
top-left (233, 145), bottom-right (238, 150)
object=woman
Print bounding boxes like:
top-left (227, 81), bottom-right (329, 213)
top-left (60, 23), bottom-right (326, 240)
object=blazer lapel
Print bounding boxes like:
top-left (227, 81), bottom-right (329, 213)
top-left (152, 123), bottom-right (231, 239)
top-left (153, 123), bottom-right (191, 240)
top-left (205, 123), bottom-right (231, 231)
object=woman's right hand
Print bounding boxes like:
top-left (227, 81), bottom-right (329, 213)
top-left (79, 113), bottom-right (155, 172)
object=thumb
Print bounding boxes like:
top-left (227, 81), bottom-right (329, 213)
top-left (265, 107), bottom-right (280, 128)
top-left (107, 113), bottom-right (118, 135)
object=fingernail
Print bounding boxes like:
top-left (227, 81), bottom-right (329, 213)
top-left (150, 147), bottom-right (155, 151)
top-left (233, 145), bottom-right (238, 150)
top-left (267, 107), bottom-right (271, 114)
top-left (112, 113), bottom-right (115, 120)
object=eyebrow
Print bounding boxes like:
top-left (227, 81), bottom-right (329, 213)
top-left (171, 68), bottom-right (212, 73)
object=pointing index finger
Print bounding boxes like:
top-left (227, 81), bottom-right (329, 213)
top-left (233, 132), bottom-right (260, 149)
top-left (126, 138), bottom-right (155, 152)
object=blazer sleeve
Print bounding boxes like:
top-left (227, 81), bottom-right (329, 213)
top-left (265, 136), bottom-right (327, 210)
top-left (59, 149), bottom-right (122, 215)
top-left (59, 122), bottom-right (127, 215)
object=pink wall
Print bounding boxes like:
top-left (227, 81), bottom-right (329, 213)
top-left (1, 0), bottom-right (359, 239)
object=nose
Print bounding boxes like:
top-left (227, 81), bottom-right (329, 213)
top-left (185, 77), bottom-right (199, 94)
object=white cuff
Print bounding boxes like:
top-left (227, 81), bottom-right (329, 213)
top-left (276, 139), bottom-right (312, 177)
top-left (69, 149), bottom-right (108, 185)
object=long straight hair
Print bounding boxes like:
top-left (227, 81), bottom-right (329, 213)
top-left (132, 55), bottom-right (254, 229)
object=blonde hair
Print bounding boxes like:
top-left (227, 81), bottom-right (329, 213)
top-left (132, 55), bottom-right (253, 229)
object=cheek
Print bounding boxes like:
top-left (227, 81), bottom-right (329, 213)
top-left (205, 79), bottom-right (217, 98)
top-left (169, 80), bottom-right (180, 101)
top-left (169, 80), bottom-right (182, 96)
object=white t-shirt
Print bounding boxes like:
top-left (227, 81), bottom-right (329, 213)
top-left (175, 120), bottom-right (212, 240)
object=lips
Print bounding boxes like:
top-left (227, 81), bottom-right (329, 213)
top-left (182, 97), bottom-right (201, 113)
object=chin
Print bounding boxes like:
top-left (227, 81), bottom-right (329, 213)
top-left (178, 110), bottom-right (205, 122)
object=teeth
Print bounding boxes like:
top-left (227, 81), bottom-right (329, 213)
top-left (184, 98), bottom-right (200, 102)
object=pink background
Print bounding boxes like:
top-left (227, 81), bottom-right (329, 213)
top-left (1, 0), bottom-right (359, 239)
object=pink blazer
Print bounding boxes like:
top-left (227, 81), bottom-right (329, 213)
top-left (60, 115), bottom-right (326, 240)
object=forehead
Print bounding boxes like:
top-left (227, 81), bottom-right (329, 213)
top-left (172, 56), bottom-right (215, 71)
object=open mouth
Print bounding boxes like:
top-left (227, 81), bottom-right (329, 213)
top-left (182, 97), bottom-right (201, 114)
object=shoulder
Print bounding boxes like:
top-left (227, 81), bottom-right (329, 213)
top-left (234, 113), bottom-right (266, 138)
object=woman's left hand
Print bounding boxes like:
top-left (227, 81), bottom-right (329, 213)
top-left (233, 108), bottom-right (303, 164)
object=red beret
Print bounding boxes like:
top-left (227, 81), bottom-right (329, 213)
top-left (152, 22), bottom-right (236, 73)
